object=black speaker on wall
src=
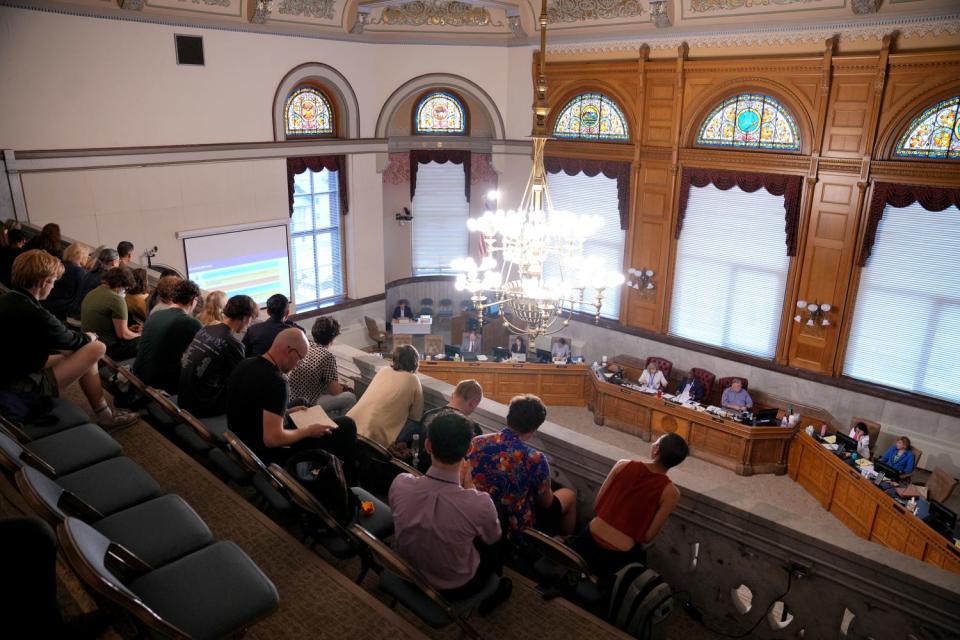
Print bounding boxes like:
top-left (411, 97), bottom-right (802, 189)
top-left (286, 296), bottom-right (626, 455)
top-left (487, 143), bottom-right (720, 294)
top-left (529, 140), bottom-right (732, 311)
top-left (175, 35), bottom-right (204, 66)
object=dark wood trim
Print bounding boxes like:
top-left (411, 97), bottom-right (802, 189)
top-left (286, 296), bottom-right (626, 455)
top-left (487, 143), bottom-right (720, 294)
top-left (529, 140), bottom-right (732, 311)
top-left (567, 310), bottom-right (960, 418)
top-left (384, 275), bottom-right (456, 288)
top-left (289, 292), bottom-right (385, 322)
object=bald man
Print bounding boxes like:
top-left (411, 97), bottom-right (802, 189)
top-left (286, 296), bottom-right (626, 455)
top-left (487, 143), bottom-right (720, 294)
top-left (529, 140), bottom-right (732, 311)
top-left (227, 328), bottom-right (358, 475)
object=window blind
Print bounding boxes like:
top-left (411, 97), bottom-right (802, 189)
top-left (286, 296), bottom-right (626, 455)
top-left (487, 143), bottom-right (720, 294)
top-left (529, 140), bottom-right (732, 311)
top-left (843, 201), bottom-right (960, 403)
top-left (412, 161), bottom-right (469, 275)
top-left (290, 168), bottom-right (344, 309)
top-left (668, 183), bottom-right (790, 358)
top-left (546, 171), bottom-right (625, 320)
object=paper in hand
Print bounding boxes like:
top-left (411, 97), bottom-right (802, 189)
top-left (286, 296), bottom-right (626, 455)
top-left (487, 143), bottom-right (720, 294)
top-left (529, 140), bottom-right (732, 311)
top-left (289, 405), bottom-right (338, 430)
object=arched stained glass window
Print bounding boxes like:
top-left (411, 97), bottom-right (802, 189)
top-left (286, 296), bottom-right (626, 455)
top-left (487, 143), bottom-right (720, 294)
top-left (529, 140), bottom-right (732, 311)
top-left (415, 92), bottom-right (466, 134)
top-left (894, 96), bottom-right (960, 160)
top-left (285, 86), bottom-right (334, 137)
top-left (696, 93), bottom-right (800, 151)
top-left (553, 93), bottom-right (629, 141)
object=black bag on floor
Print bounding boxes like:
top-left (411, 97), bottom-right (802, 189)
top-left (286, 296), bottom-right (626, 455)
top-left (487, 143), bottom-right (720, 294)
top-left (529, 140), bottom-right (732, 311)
top-left (285, 449), bottom-right (359, 526)
top-left (608, 563), bottom-right (673, 640)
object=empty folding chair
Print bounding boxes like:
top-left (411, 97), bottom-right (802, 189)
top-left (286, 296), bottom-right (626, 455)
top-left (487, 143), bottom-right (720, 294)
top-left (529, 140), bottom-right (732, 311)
top-left (58, 518), bottom-right (279, 640)
top-left (221, 431), bottom-right (291, 514)
top-left (268, 463), bottom-right (393, 583)
top-left (352, 524), bottom-right (497, 639)
top-left (0, 422), bottom-right (121, 476)
top-left (2, 397), bottom-right (92, 440)
top-left (522, 528), bottom-right (603, 606)
top-left (356, 434), bottom-right (421, 497)
top-left (142, 387), bottom-right (184, 432)
top-left (18, 466), bottom-right (213, 568)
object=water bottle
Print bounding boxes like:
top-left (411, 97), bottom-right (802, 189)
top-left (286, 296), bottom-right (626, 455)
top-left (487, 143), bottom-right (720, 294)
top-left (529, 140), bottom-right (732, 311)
top-left (411, 433), bottom-right (421, 469)
top-left (908, 497), bottom-right (917, 514)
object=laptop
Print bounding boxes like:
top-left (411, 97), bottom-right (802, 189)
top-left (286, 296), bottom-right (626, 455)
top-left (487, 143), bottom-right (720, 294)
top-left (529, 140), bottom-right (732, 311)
top-left (872, 458), bottom-right (902, 483)
top-left (752, 408), bottom-right (780, 426)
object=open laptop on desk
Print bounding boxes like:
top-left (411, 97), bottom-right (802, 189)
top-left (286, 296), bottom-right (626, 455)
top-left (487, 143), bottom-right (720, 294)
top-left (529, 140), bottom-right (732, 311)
top-left (923, 500), bottom-right (958, 541)
top-left (872, 458), bottom-right (902, 484)
top-left (834, 431), bottom-right (860, 456)
top-left (751, 408), bottom-right (780, 426)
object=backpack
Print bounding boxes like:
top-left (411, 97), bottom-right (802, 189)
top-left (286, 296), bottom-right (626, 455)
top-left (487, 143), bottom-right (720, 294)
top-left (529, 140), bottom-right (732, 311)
top-left (285, 448), bottom-right (359, 526)
top-left (608, 563), bottom-right (674, 640)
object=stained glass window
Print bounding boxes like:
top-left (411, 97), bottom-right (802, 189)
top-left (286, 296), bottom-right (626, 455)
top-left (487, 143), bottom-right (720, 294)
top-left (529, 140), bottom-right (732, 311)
top-left (553, 93), bottom-right (629, 141)
top-left (415, 92), bottom-right (466, 134)
top-left (696, 94), bottom-right (800, 151)
top-left (285, 86), bottom-right (334, 137)
top-left (893, 96), bottom-right (960, 160)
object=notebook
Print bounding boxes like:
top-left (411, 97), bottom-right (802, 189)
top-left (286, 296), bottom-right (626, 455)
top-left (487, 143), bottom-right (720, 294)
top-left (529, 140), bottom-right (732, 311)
top-left (290, 405), bottom-right (338, 430)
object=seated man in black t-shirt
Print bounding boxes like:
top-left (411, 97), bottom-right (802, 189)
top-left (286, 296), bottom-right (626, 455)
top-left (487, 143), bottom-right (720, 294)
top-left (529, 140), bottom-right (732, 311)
top-left (132, 280), bottom-right (202, 394)
top-left (178, 294), bottom-right (259, 418)
top-left (242, 293), bottom-right (301, 357)
top-left (227, 328), bottom-right (357, 479)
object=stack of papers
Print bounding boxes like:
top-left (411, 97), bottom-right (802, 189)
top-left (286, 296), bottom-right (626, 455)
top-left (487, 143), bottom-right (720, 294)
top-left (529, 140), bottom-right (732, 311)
top-left (823, 435), bottom-right (837, 444)
top-left (289, 405), bottom-right (337, 430)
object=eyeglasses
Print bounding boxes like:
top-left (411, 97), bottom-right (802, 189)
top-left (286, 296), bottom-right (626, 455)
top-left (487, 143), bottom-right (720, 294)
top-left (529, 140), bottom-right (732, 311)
top-left (289, 346), bottom-right (306, 360)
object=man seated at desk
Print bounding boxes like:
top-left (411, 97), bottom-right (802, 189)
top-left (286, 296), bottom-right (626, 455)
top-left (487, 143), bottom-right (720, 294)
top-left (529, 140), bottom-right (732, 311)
top-left (721, 378), bottom-right (752, 412)
top-left (392, 299), bottom-right (414, 321)
top-left (551, 338), bottom-right (571, 362)
top-left (461, 329), bottom-right (481, 355)
top-left (673, 373), bottom-right (706, 403)
top-left (638, 362), bottom-right (667, 392)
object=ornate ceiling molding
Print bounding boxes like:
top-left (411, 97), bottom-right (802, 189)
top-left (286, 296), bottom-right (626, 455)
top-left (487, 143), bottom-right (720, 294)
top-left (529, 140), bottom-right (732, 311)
top-left (547, 12), bottom-right (960, 52)
top-left (176, 0), bottom-right (230, 7)
top-left (369, 0), bottom-right (501, 26)
top-left (277, 0), bottom-right (335, 19)
top-left (689, 0), bottom-right (816, 12)
top-left (546, 0), bottom-right (644, 23)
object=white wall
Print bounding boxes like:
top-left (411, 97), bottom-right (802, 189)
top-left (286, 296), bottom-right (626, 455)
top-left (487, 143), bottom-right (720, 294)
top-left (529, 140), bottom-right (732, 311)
top-left (0, 7), bottom-right (513, 148)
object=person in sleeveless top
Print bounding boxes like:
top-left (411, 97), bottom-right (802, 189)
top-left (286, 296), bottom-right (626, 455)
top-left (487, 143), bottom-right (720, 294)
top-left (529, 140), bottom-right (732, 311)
top-left (572, 433), bottom-right (689, 589)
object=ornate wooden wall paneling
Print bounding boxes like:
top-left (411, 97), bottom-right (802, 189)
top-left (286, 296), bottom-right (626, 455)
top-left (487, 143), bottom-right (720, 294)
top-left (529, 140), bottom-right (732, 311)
top-left (541, 41), bottom-right (960, 407)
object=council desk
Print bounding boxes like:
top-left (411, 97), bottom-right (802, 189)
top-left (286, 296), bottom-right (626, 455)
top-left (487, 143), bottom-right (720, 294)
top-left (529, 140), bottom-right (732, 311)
top-left (789, 431), bottom-right (960, 576)
top-left (417, 360), bottom-right (590, 406)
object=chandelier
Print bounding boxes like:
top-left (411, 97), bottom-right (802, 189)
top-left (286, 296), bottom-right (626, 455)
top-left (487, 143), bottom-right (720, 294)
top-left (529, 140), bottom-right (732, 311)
top-left (451, 0), bottom-right (624, 338)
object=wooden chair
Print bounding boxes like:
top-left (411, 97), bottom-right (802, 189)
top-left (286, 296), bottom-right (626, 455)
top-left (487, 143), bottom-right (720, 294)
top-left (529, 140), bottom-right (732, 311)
top-left (902, 446), bottom-right (923, 482)
top-left (688, 367), bottom-right (716, 399)
top-left (392, 334), bottom-right (413, 350)
top-left (849, 417), bottom-right (881, 459)
top-left (644, 356), bottom-right (673, 381)
top-left (365, 316), bottom-right (387, 351)
top-left (423, 335), bottom-right (443, 358)
top-left (450, 314), bottom-right (468, 348)
top-left (351, 524), bottom-right (496, 639)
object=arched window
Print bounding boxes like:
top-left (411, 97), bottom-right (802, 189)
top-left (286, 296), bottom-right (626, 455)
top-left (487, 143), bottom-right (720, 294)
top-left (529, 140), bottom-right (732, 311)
top-left (893, 95), bottom-right (960, 160)
top-left (415, 91), bottom-right (466, 134)
top-left (696, 93), bottom-right (800, 151)
top-left (285, 86), bottom-right (335, 137)
top-left (553, 92), bottom-right (629, 141)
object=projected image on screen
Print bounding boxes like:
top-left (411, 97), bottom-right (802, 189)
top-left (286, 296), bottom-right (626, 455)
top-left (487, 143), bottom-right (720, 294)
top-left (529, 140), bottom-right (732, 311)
top-left (183, 225), bottom-right (291, 307)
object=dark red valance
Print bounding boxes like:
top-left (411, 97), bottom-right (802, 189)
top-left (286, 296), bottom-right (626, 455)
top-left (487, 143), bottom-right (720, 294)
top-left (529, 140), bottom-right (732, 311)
top-left (544, 157), bottom-right (631, 231)
top-left (410, 150), bottom-right (471, 201)
top-left (860, 182), bottom-right (960, 266)
top-left (676, 167), bottom-right (802, 256)
top-left (286, 156), bottom-right (348, 216)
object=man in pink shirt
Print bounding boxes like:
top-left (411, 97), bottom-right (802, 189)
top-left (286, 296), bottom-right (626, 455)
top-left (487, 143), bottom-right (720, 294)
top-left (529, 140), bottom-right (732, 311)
top-left (389, 413), bottom-right (512, 612)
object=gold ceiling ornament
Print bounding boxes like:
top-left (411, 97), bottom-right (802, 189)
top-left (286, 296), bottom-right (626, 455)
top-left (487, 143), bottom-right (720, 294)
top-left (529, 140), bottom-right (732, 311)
top-left (690, 0), bottom-right (817, 12)
top-left (452, 0), bottom-right (624, 339)
top-left (547, 0), bottom-right (644, 24)
top-left (277, 0), bottom-right (335, 19)
top-left (371, 1), bottom-right (502, 27)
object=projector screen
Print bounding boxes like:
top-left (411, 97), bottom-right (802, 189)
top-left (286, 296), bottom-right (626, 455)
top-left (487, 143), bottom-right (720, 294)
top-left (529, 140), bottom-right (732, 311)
top-left (182, 223), bottom-right (291, 307)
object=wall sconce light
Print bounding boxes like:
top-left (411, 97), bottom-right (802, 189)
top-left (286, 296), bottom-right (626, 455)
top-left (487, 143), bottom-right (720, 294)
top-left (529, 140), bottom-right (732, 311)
top-left (627, 267), bottom-right (656, 294)
top-left (395, 207), bottom-right (413, 225)
top-left (794, 300), bottom-right (832, 327)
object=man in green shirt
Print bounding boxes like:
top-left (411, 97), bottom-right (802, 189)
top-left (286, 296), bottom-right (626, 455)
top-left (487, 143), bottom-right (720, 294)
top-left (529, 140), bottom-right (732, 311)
top-left (133, 279), bottom-right (202, 394)
top-left (80, 267), bottom-right (141, 360)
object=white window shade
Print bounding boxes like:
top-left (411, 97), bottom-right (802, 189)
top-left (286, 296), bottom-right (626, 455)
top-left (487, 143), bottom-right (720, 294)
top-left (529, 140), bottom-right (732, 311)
top-left (669, 183), bottom-right (790, 358)
top-left (290, 168), bottom-right (344, 310)
top-left (412, 162), bottom-right (469, 275)
top-left (546, 171), bottom-right (625, 320)
top-left (843, 201), bottom-right (960, 403)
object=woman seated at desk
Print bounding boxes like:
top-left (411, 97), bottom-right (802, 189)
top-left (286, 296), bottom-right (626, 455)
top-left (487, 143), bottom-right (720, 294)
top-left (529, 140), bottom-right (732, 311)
top-left (847, 422), bottom-right (871, 459)
top-left (638, 362), bottom-right (667, 391)
top-left (510, 336), bottom-right (526, 355)
top-left (878, 436), bottom-right (916, 475)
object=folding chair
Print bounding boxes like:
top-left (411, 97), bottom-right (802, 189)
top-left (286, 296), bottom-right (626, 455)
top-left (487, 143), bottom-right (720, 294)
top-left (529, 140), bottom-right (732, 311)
top-left (522, 528), bottom-right (603, 606)
top-left (221, 431), bottom-right (291, 514)
top-left (58, 518), bottom-right (278, 640)
top-left (352, 524), bottom-right (498, 639)
top-left (0, 420), bottom-right (121, 476)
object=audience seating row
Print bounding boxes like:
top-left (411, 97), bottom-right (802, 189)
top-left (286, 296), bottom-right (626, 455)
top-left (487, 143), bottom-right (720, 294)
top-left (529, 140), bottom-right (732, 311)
top-left (107, 352), bottom-right (507, 637)
top-left (0, 397), bottom-right (278, 639)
